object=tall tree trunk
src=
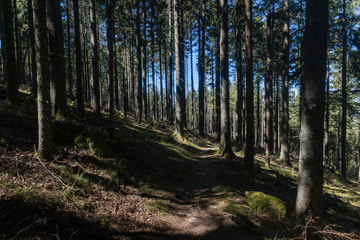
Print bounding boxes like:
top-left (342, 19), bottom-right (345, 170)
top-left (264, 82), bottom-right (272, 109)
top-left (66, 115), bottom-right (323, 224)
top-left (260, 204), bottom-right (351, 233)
top-left (280, 0), bottom-right (290, 165)
top-left (66, 0), bottom-right (73, 99)
top-left (340, 0), bottom-right (347, 178)
top-left (295, 0), bottom-right (328, 225)
top-left (174, 0), bottom-right (184, 137)
top-left (235, 0), bottom-right (243, 146)
top-left (33, 0), bottom-right (52, 160)
top-left (190, 22), bottom-right (195, 129)
top-left (219, 0), bottom-right (233, 157)
top-left (73, 0), bottom-right (84, 113)
top-left (136, 0), bottom-right (142, 123)
top-left (151, 17), bottom-right (156, 121)
top-left (123, 36), bottom-right (128, 116)
top-left (244, 0), bottom-right (254, 177)
top-left (256, 77), bottom-right (260, 146)
top-left (0, 0), bottom-right (18, 105)
top-left (106, 0), bottom-right (115, 121)
top-left (159, 34), bottom-right (164, 120)
top-left (14, 0), bottom-right (25, 87)
top-left (114, 29), bottom-right (119, 110)
top-left (265, 0), bottom-right (274, 167)
top-left (215, 0), bottom-right (220, 140)
top-left (142, 0), bottom-right (147, 121)
top-left (28, 0), bottom-right (37, 95)
top-left (90, 0), bottom-right (100, 115)
top-left (324, 57), bottom-right (330, 166)
top-left (198, 0), bottom-right (205, 136)
top-left (169, 0), bottom-right (174, 124)
top-left (47, 0), bottom-right (67, 116)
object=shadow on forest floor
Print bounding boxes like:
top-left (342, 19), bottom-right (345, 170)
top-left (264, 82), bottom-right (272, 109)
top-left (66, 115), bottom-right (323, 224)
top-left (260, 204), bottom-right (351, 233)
top-left (0, 86), bottom-right (359, 239)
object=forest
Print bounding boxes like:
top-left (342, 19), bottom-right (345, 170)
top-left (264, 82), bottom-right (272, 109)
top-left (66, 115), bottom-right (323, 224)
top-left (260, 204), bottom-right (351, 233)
top-left (0, 0), bottom-right (360, 239)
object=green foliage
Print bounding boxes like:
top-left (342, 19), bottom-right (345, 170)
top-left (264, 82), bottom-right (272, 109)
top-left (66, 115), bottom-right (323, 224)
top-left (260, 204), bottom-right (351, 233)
top-left (246, 191), bottom-right (286, 219)
top-left (0, 138), bottom-right (7, 146)
top-left (74, 131), bottom-right (112, 157)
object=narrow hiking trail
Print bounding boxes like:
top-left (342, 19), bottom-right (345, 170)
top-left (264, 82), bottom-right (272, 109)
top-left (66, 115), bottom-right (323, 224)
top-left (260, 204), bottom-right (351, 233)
top-left (161, 143), bottom-right (262, 240)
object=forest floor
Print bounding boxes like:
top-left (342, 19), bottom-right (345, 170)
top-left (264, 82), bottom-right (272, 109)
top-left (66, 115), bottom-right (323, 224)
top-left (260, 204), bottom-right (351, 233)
top-left (0, 87), bottom-right (360, 240)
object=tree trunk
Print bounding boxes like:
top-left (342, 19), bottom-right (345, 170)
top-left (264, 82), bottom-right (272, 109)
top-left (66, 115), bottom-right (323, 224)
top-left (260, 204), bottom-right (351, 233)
top-left (73, 0), bottom-right (84, 113)
top-left (47, 0), bottom-right (67, 116)
top-left (106, 0), bottom-right (115, 121)
top-left (14, 0), bottom-right (25, 87)
top-left (142, 0), bottom-right (147, 121)
top-left (244, 0), bottom-right (254, 177)
top-left (215, 0), bottom-right (220, 140)
top-left (136, 0), bottom-right (142, 123)
top-left (150, 17), bottom-right (156, 121)
top-left (174, 0), bottom-right (184, 137)
top-left (340, 0), bottom-right (347, 178)
top-left (219, 0), bottom-right (233, 157)
top-left (295, 0), bottom-right (328, 225)
top-left (235, 0), bottom-right (243, 146)
top-left (256, 77), bottom-right (260, 146)
top-left (198, 0), bottom-right (205, 136)
top-left (0, 0), bottom-right (18, 105)
top-left (90, 0), bottom-right (100, 115)
top-left (265, 0), bottom-right (274, 167)
top-left (168, 0), bottom-right (174, 124)
top-left (65, 0), bottom-right (73, 99)
top-left (159, 34), bottom-right (164, 121)
top-left (33, 0), bottom-right (52, 160)
top-left (280, 0), bottom-right (290, 165)
top-left (28, 0), bottom-right (37, 95)
top-left (324, 57), bottom-right (330, 166)
top-left (190, 22), bottom-right (195, 129)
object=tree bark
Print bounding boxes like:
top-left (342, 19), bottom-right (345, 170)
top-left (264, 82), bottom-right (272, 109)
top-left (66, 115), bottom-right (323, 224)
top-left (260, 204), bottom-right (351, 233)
top-left (244, 0), bottom-right (254, 177)
top-left (198, 0), bottom-right (205, 136)
top-left (66, 0), bottom-right (73, 99)
top-left (265, 0), bottom-right (274, 167)
top-left (215, 0), bottom-right (220, 140)
top-left (340, 0), bottom-right (347, 178)
top-left (174, 0), bottom-right (184, 137)
top-left (219, 0), bottom-right (233, 157)
top-left (280, 0), bottom-right (290, 165)
top-left (295, 0), bottom-right (329, 225)
top-left (235, 0), bottom-right (243, 146)
top-left (47, 0), bottom-right (67, 116)
top-left (33, 0), bottom-right (52, 160)
top-left (90, 0), bottom-right (100, 115)
top-left (28, 0), bottom-right (37, 95)
top-left (142, 0), bottom-right (147, 121)
top-left (106, 0), bottom-right (115, 121)
top-left (168, 0), bottom-right (174, 124)
top-left (73, 0), bottom-right (84, 113)
top-left (136, 0), bottom-right (142, 123)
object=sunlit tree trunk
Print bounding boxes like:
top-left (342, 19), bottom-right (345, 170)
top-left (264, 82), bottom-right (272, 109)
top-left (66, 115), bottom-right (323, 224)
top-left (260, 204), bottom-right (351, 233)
top-left (33, 0), bottom-right (52, 160)
top-left (295, 0), bottom-right (329, 225)
top-left (280, 0), bottom-right (290, 165)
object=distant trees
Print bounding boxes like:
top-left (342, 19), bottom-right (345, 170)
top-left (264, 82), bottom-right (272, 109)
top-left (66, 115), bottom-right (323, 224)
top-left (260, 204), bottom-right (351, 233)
top-left (295, 0), bottom-right (329, 224)
top-left (0, 0), bottom-right (19, 105)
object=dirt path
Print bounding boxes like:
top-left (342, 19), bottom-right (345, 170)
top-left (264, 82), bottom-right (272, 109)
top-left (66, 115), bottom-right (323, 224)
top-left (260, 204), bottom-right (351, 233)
top-left (161, 143), bottom-right (262, 240)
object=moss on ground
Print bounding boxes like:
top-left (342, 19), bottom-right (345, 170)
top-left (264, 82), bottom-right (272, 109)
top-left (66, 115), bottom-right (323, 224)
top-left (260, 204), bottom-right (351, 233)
top-left (246, 191), bottom-right (286, 219)
top-left (74, 130), bottom-right (112, 157)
